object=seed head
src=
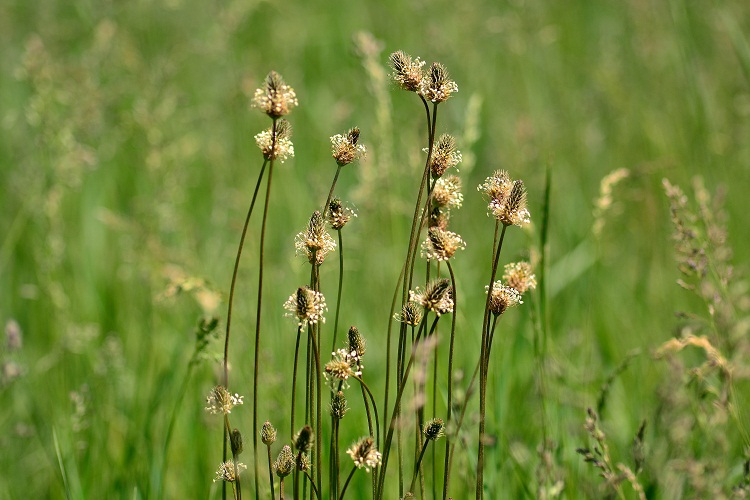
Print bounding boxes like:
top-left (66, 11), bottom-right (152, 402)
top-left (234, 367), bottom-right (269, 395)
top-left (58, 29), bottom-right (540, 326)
top-left (205, 385), bottom-right (244, 415)
top-left (283, 287), bottom-right (327, 328)
top-left (294, 425), bottom-right (314, 453)
top-left (295, 211), bottom-right (336, 264)
top-left (390, 51), bottom-right (425, 92)
top-left (418, 62), bottom-right (458, 103)
top-left (486, 281), bottom-right (522, 317)
top-left (252, 71), bottom-right (298, 118)
top-left (325, 348), bottom-right (363, 388)
top-left (331, 127), bottom-right (366, 166)
top-left (347, 326), bottom-right (366, 359)
top-left (296, 452), bottom-right (311, 472)
top-left (330, 391), bottom-right (349, 420)
top-left (214, 460), bottom-right (247, 482)
top-left (423, 418), bottom-right (446, 441)
top-left (347, 437), bottom-right (382, 472)
top-left (426, 134), bottom-right (461, 178)
top-left (274, 445), bottom-right (294, 478)
top-left (261, 421), bottom-right (277, 445)
top-left (502, 262), bottom-right (537, 295)
top-left (327, 198), bottom-right (357, 230)
top-left (478, 172), bottom-right (530, 226)
top-left (421, 227), bottom-right (466, 262)
top-left (432, 175), bottom-right (463, 210)
top-left (429, 207), bottom-right (450, 230)
top-left (395, 301), bottom-right (424, 326)
top-left (410, 278), bottom-right (454, 316)
top-left (230, 428), bottom-right (244, 455)
top-left (254, 119), bottom-right (294, 162)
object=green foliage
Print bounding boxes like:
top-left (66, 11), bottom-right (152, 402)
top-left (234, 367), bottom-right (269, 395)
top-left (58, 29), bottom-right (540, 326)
top-left (1, 0), bottom-right (749, 497)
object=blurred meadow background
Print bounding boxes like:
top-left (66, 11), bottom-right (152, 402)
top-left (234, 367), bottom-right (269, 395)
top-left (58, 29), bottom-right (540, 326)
top-left (2, 0), bottom-right (750, 498)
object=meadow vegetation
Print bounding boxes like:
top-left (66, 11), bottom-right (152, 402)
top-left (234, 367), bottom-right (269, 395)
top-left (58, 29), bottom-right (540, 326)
top-left (1, 0), bottom-right (750, 498)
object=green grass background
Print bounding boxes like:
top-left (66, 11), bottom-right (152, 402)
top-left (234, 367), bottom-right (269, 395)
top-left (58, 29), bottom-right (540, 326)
top-left (1, 0), bottom-right (749, 497)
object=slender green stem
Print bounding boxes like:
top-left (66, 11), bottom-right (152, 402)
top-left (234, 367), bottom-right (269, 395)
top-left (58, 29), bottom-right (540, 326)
top-left (221, 153), bottom-right (269, 500)
top-left (331, 229), bottom-right (344, 353)
top-left (223, 158), bottom-right (269, 387)
top-left (377, 316), bottom-right (441, 499)
top-left (291, 324), bottom-right (303, 437)
top-left (323, 164), bottom-right (344, 218)
top-left (267, 444), bottom-right (276, 500)
top-left (353, 376), bottom-right (380, 449)
top-left (441, 261), bottom-right (458, 499)
top-left (339, 466), bottom-right (358, 500)
top-left (303, 470), bottom-right (321, 500)
top-left (279, 478), bottom-right (285, 500)
top-left (254, 118), bottom-right (279, 499)
top-left (476, 223), bottom-right (507, 500)
top-left (408, 437), bottom-right (433, 495)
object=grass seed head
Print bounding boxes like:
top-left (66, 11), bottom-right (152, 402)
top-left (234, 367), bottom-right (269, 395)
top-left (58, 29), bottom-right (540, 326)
top-left (390, 51), bottom-right (425, 92)
top-left (252, 70), bottom-right (298, 118)
top-left (261, 421), bottom-right (277, 445)
top-left (418, 62), bottom-right (458, 103)
top-left (331, 127), bottom-right (366, 166)
top-left (346, 436), bottom-right (382, 472)
top-left (274, 445), bottom-right (294, 478)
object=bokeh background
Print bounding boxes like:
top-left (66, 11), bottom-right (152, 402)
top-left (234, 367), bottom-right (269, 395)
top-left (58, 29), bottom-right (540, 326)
top-left (2, 0), bottom-right (749, 497)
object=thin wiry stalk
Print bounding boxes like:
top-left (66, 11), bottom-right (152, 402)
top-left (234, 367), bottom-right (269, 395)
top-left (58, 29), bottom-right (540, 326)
top-left (221, 154), bottom-right (269, 500)
top-left (339, 466), bottom-right (357, 500)
top-left (223, 158), bottom-right (269, 387)
top-left (267, 444), bottom-right (275, 500)
top-left (303, 471), bottom-right (321, 500)
top-left (476, 224), bottom-right (508, 500)
top-left (254, 117), bottom-right (280, 499)
top-left (442, 260), bottom-right (458, 499)
top-left (353, 376), bottom-right (381, 449)
top-left (377, 315), bottom-right (441, 499)
top-left (408, 436), bottom-right (433, 496)
top-left (331, 229), bottom-right (344, 353)
top-left (291, 324), bottom-right (303, 437)
top-left (323, 165), bottom-right (344, 218)
top-left (391, 98), bottom-right (438, 498)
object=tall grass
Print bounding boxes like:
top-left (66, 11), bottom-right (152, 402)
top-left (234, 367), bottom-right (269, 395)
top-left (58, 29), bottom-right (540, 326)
top-left (1, 0), bottom-right (749, 498)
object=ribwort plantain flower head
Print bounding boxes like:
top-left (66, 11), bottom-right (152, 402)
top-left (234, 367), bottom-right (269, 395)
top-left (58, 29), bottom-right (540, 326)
top-left (478, 172), bottom-right (530, 226)
top-left (426, 134), bottom-right (461, 178)
top-left (420, 227), bottom-right (466, 262)
top-left (410, 278), bottom-right (454, 316)
top-left (324, 348), bottom-right (363, 388)
top-left (261, 421), bottom-right (277, 445)
top-left (294, 425), bottom-right (314, 453)
top-left (274, 445), bottom-right (294, 478)
top-left (346, 437), bottom-right (382, 472)
top-left (205, 385), bottom-right (244, 414)
top-left (331, 127), bottom-right (366, 166)
top-left (423, 418), bottom-right (446, 441)
top-left (252, 71), bottom-right (298, 118)
top-left (214, 461), bottom-right (247, 482)
top-left (486, 281), bottom-right (522, 317)
top-left (347, 326), bottom-right (366, 359)
top-left (327, 198), bottom-right (357, 230)
top-left (390, 51), bottom-right (425, 92)
top-left (330, 391), bottom-right (349, 420)
top-left (432, 175), bottom-right (463, 210)
top-left (419, 62), bottom-right (458, 103)
top-left (283, 287), bottom-right (327, 327)
top-left (395, 301), bottom-right (424, 326)
top-left (295, 210), bottom-right (336, 264)
top-left (296, 452), bottom-right (311, 472)
top-left (502, 261), bottom-right (537, 295)
top-left (230, 428), bottom-right (244, 455)
top-left (254, 119), bottom-right (294, 162)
